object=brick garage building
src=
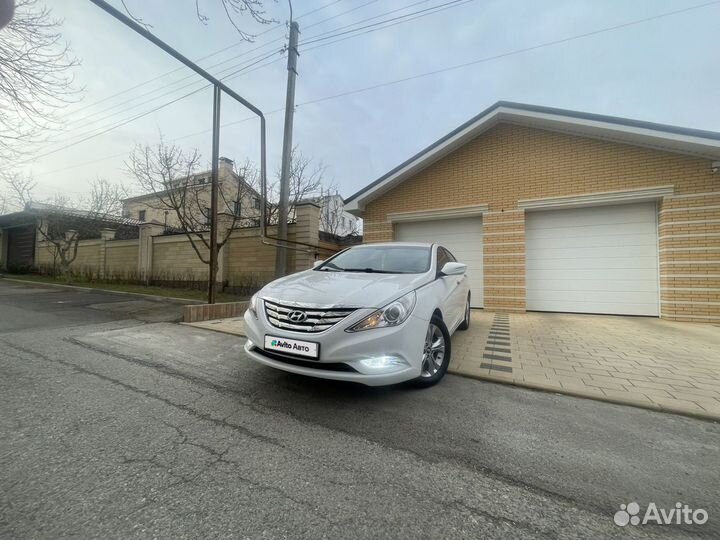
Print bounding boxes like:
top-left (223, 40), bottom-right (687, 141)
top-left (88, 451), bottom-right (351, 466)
top-left (345, 102), bottom-right (720, 323)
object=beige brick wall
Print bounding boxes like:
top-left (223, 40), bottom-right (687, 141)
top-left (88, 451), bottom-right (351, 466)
top-left (105, 240), bottom-right (139, 277)
top-left (225, 228), bottom-right (278, 286)
top-left (37, 240), bottom-right (102, 273)
top-left (363, 123), bottom-right (720, 322)
top-left (151, 236), bottom-right (209, 281)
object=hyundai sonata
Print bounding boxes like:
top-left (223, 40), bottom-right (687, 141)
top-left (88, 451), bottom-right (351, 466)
top-left (243, 242), bottom-right (471, 387)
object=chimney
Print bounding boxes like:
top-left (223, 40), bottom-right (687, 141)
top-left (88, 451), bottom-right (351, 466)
top-left (219, 156), bottom-right (234, 174)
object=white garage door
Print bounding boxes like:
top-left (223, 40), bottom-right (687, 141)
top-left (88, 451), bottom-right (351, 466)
top-left (526, 203), bottom-right (659, 316)
top-left (395, 217), bottom-right (483, 308)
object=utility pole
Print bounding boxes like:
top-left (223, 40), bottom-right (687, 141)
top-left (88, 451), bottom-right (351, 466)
top-left (274, 20), bottom-right (299, 277)
top-left (208, 85), bottom-right (221, 304)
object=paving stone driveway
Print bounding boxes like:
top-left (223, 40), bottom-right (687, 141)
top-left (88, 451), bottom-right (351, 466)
top-left (450, 311), bottom-right (720, 420)
top-left (187, 311), bottom-right (720, 419)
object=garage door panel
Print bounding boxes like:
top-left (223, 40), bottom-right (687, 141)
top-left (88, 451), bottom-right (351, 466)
top-left (526, 256), bottom-right (658, 271)
top-left (526, 278), bottom-right (658, 293)
top-left (526, 233), bottom-right (657, 250)
top-left (526, 203), bottom-right (659, 316)
top-left (524, 298), bottom-right (659, 316)
top-left (526, 267), bottom-right (658, 282)
top-left (527, 224), bottom-right (658, 241)
top-left (395, 217), bottom-right (483, 308)
top-left (528, 289), bottom-right (657, 304)
top-left (527, 244), bottom-right (657, 259)
top-left (526, 205), bottom-right (656, 228)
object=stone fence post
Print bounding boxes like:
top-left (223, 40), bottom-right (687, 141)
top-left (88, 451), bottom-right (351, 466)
top-left (293, 202), bottom-right (321, 271)
top-left (137, 223), bottom-right (164, 284)
top-left (98, 228), bottom-right (116, 279)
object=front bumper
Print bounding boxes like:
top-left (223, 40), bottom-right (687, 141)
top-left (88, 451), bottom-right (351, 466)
top-left (243, 304), bottom-right (426, 386)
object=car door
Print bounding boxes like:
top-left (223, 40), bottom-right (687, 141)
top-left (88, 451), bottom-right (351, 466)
top-left (437, 246), bottom-right (466, 329)
top-left (443, 247), bottom-right (469, 328)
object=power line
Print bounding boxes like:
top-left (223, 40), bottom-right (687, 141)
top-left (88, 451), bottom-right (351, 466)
top-left (299, 0), bottom-right (720, 105)
top-left (58, 0), bottom-right (347, 118)
top-left (29, 0), bottom-right (719, 174)
top-left (300, 0), bottom-right (466, 46)
top-left (56, 48), bottom-right (284, 139)
top-left (58, 0), bottom-right (462, 139)
top-left (46, 0), bottom-right (409, 139)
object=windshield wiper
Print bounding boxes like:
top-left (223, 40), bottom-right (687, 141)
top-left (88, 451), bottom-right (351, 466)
top-left (341, 268), bottom-right (397, 274)
top-left (317, 262), bottom-right (343, 272)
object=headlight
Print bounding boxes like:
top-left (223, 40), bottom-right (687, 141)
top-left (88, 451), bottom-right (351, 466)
top-left (249, 293), bottom-right (259, 317)
top-left (347, 291), bottom-right (416, 332)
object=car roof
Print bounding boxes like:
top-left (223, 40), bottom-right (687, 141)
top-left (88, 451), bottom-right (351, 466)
top-left (349, 242), bottom-right (434, 248)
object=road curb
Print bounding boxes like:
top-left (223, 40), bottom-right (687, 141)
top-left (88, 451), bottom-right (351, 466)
top-left (448, 368), bottom-right (720, 423)
top-left (0, 276), bottom-right (205, 305)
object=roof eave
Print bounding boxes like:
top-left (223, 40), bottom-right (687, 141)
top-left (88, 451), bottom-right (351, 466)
top-left (345, 101), bottom-right (720, 215)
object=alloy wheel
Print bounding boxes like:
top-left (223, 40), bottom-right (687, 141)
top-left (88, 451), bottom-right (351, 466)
top-left (421, 323), bottom-right (446, 378)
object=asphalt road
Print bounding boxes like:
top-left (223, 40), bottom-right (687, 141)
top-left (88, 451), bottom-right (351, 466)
top-left (0, 279), bottom-right (718, 539)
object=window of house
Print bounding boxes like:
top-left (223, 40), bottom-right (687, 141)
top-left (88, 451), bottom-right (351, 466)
top-left (138, 210), bottom-right (146, 221)
top-left (204, 207), bottom-right (211, 225)
top-left (234, 201), bottom-right (241, 216)
top-left (253, 197), bottom-right (261, 209)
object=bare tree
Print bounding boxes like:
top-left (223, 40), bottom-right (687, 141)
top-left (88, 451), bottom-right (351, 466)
top-left (318, 187), bottom-right (360, 237)
top-left (265, 147), bottom-right (325, 225)
top-left (0, 0), bottom-right (79, 167)
top-left (126, 139), bottom-right (257, 287)
top-left (120, 0), bottom-right (273, 41)
top-left (5, 174), bottom-right (128, 277)
top-left (4, 170), bottom-right (36, 209)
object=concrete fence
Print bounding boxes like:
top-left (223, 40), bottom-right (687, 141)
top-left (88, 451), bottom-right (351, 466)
top-left (33, 202), bottom-right (340, 292)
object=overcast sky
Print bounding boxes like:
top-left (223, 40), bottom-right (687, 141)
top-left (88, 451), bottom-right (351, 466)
top-left (21, 0), bottom-right (720, 201)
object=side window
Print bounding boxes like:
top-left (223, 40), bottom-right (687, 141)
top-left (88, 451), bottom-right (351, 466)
top-left (138, 210), bottom-right (146, 222)
top-left (445, 248), bottom-right (457, 262)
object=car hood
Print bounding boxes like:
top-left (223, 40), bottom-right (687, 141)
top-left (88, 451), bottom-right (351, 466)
top-left (258, 269), bottom-right (430, 308)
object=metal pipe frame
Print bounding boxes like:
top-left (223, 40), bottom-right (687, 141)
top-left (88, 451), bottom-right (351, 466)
top-left (87, 0), bottom-right (338, 283)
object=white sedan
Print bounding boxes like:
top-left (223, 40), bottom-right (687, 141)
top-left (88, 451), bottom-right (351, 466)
top-left (243, 242), bottom-right (471, 387)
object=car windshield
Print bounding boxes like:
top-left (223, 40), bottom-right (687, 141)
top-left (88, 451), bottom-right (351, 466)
top-left (317, 246), bottom-right (431, 274)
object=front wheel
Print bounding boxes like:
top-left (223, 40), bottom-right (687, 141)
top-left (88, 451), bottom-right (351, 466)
top-left (411, 316), bottom-right (451, 388)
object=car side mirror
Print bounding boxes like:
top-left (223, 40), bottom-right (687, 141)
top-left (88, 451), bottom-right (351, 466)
top-left (440, 262), bottom-right (467, 276)
top-left (312, 260), bottom-right (324, 269)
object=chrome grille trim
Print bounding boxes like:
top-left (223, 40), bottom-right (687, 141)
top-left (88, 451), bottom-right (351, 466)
top-left (264, 299), bottom-right (357, 333)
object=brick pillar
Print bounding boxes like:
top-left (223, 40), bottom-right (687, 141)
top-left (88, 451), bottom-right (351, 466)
top-left (658, 192), bottom-right (720, 323)
top-left (293, 202), bottom-right (321, 271)
top-left (217, 214), bottom-right (237, 287)
top-left (483, 210), bottom-right (526, 312)
top-left (137, 223), bottom-right (164, 284)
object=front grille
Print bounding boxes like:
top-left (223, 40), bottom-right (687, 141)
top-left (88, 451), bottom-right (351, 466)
top-left (252, 347), bottom-right (358, 372)
top-left (263, 299), bottom-right (357, 333)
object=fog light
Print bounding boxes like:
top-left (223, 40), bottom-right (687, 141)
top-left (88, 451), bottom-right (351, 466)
top-left (359, 356), bottom-right (407, 371)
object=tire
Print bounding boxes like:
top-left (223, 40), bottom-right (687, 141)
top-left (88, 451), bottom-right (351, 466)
top-left (457, 293), bottom-right (471, 331)
top-left (411, 315), bottom-right (451, 388)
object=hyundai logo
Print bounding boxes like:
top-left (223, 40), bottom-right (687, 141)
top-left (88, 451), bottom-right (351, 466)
top-left (288, 310), bottom-right (308, 323)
